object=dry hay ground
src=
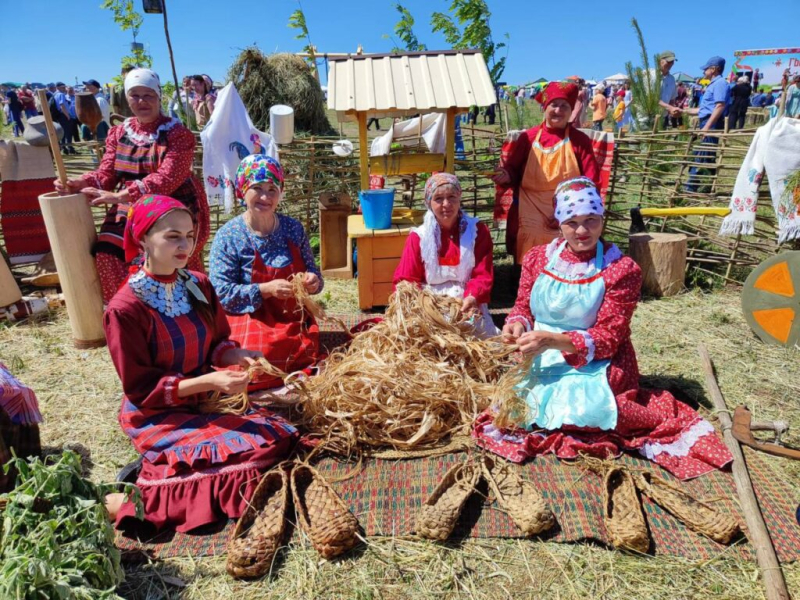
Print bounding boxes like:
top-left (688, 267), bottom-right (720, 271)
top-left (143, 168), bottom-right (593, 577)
top-left (1, 278), bottom-right (799, 599)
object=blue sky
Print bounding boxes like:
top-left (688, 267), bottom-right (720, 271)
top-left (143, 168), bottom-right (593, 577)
top-left (1, 0), bottom-right (798, 86)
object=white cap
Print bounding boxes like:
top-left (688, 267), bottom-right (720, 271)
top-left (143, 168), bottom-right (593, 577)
top-left (124, 68), bottom-right (161, 97)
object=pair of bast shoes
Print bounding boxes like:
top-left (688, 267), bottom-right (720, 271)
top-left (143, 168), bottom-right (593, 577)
top-left (604, 466), bottom-right (741, 553)
top-left (416, 454), bottom-right (556, 541)
top-left (226, 461), bottom-right (360, 579)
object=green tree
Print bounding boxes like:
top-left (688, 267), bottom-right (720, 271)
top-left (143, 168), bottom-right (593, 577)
top-left (101, 0), bottom-right (153, 82)
top-left (385, 4), bottom-right (427, 52)
top-left (624, 18), bottom-right (662, 131)
top-left (430, 0), bottom-right (508, 86)
top-left (288, 2), bottom-right (316, 73)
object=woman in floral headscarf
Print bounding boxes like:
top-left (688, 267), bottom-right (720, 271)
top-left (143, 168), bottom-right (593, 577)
top-left (103, 195), bottom-right (297, 532)
top-left (393, 173), bottom-right (498, 339)
top-left (492, 81), bottom-right (601, 264)
top-left (209, 155), bottom-right (323, 387)
top-left (472, 177), bottom-right (733, 481)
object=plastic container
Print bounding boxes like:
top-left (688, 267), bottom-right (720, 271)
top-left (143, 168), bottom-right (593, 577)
top-left (359, 188), bottom-right (396, 230)
top-left (269, 105), bottom-right (295, 145)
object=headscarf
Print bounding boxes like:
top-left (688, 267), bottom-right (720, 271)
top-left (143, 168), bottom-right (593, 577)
top-left (553, 177), bottom-right (604, 224)
top-left (534, 81), bottom-right (579, 110)
top-left (235, 154), bottom-right (285, 202)
top-left (124, 68), bottom-right (161, 97)
top-left (123, 195), bottom-right (190, 262)
top-left (423, 172), bottom-right (461, 208)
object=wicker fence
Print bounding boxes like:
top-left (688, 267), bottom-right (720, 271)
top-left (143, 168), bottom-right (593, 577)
top-left (7, 121), bottom-right (796, 284)
top-left (604, 128), bottom-right (798, 284)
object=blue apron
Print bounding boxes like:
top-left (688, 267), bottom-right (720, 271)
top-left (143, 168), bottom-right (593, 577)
top-left (516, 240), bottom-right (618, 431)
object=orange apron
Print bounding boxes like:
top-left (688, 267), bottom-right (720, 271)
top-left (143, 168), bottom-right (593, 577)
top-left (515, 126), bottom-right (581, 263)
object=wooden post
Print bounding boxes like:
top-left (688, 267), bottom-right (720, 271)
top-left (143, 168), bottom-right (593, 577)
top-left (160, 0), bottom-right (190, 123)
top-left (628, 232), bottom-right (687, 297)
top-left (471, 123), bottom-right (478, 217)
top-left (697, 345), bottom-right (791, 600)
top-left (445, 109), bottom-right (456, 174)
top-left (358, 112), bottom-right (369, 190)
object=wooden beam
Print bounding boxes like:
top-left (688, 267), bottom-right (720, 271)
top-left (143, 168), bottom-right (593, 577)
top-left (445, 108), bottom-right (456, 173)
top-left (697, 344), bottom-right (791, 600)
top-left (358, 112), bottom-right (369, 190)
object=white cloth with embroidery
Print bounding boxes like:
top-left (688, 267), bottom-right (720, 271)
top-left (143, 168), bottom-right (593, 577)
top-left (413, 211), bottom-right (499, 339)
top-left (200, 83), bottom-right (278, 213)
top-left (370, 113), bottom-right (446, 157)
top-left (720, 117), bottom-right (800, 243)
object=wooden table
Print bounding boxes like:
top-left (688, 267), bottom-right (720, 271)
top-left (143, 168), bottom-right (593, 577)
top-left (347, 215), bottom-right (414, 310)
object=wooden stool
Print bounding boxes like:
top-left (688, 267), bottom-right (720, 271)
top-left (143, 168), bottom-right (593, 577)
top-left (742, 251), bottom-right (800, 348)
top-left (628, 232), bottom-right (687, 297)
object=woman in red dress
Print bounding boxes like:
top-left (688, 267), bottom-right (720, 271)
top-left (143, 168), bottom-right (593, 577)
top-left (54, 68), bottom-right (210, 303)
top-left (474, 177), bottom-right (732, 480)
top-left (104, 195), bottom-right (297, 532)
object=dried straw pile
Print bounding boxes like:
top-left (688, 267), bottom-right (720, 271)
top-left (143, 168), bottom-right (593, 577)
top-left (227, 48), bottom-right (334, 135)
top-left (293, 282), bottom-right (519, 455)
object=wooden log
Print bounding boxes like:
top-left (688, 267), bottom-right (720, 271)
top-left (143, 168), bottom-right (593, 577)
top-left (0, 254), bottom-right (22, 307)
top-left (697, 344), bottom-right (791, 600)
top-left (38, 192), bottom-right (105, 348)
top-left (628, 232), bottom-right (687, 297)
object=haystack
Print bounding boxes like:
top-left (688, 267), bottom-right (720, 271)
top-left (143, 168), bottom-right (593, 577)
top-left (227, 48), bottom-right (334, 135)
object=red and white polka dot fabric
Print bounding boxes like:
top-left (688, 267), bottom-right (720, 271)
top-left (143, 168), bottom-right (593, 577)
top-left (477, 241), bottom-right (733, 480)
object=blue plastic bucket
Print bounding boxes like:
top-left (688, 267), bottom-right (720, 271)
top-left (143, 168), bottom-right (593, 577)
top-left (359, 188), bottom-right (396, 229)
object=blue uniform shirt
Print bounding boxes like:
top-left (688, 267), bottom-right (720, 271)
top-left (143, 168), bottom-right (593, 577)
top-left (698, 76), bottom-right (731, 120)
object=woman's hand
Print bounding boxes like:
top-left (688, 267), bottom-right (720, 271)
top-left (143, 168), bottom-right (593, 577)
top-left (517, 331), bottom-right (555, 356)
top-left (303, 272), bottom-right (320, 293)
top-left (259, 279), bottom-right (293, 300)
top-left (461, 295), bottom-right (478, 316)
top-left (502, 321), bottom-right (525, 343)
top-left (81, 187), bottom-right (123, 207)
top-left (491, 168), bottom-right (510, 185)
top-left (220, 347), bottom-right (264, 368)
top-left (54, 177), bottom-right (85, 195)
top-left (202, 370), bottom-right (250, 396)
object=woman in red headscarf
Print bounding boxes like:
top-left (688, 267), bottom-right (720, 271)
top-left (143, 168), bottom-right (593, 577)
top-left (103, 195), bottom-right (297, 533)
top-left (492, 82), bottom-right (601, 264)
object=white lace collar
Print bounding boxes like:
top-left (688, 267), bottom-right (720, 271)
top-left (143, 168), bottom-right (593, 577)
top-left (122, 116), bottom-right (181, 146)
top-left (413, 211), bottom-right (478, 290)
top-left (544, 238), bottom-right (623, 278)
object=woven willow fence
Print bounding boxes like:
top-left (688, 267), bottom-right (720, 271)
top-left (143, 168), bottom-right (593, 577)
top-left (9, 121), bottom-right (796, 284)
top-left (604, 127), bottom-right (797, 284)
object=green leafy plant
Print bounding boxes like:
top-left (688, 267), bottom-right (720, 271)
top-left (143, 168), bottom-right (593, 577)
top-left (384, 4), bottom-right (427, 52)
top-left (0, 450), bottom-right (141, 599)
top-left (431, 0), bottom-right (508, 87)
top-left (101, 0), bottom-right (153, 84)
top-left (624, 18), bottom-right (662, 131)
top-left (289, 2), bottom-right (316, 73)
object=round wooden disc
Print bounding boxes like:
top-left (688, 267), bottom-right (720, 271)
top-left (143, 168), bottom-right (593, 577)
top-left (741, 251), bottom-right (800, 348)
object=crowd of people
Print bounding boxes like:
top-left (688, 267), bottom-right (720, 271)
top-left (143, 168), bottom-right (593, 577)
top-left (1, 69), bottom-right (220, 151)
top-left (501, 53), bottom-right (799, 133)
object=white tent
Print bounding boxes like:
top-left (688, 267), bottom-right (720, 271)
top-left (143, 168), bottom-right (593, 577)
top-left (603, 73), bottom-right (629, 83)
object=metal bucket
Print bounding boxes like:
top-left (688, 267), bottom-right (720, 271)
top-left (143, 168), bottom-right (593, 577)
top-left (269, 105), bottom-right (294, 145)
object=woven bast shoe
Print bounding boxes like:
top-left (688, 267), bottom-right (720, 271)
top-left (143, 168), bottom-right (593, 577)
top-left (226, 466), bottom-right (290, 579)
top-left (416, 458), bottom-right (481, 541)
top-left (635, 471), bottom-right (740, 544)
top-left (480, 454), bottom-right (555, 536)
top-left (604, 466), bottom-right (649, 553)
top-left (291, 462), bottom-right (360, 559)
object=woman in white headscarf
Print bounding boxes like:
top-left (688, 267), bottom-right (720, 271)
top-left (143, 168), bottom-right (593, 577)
top-left (54, 68), bottom-right (210, 303)
top-left (393, 173), bottom-right (499, 338)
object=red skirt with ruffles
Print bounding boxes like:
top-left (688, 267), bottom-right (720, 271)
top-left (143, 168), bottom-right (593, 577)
top-left (116, 435), bottom-right (295, 533)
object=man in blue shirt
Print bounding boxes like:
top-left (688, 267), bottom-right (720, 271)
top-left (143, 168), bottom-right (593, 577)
top-left (53, 82), bottom-right (77, 154)
top-left (751, 91), bottom-right (765, 107)
top-left (684, 56), bottom-right (730, 192)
